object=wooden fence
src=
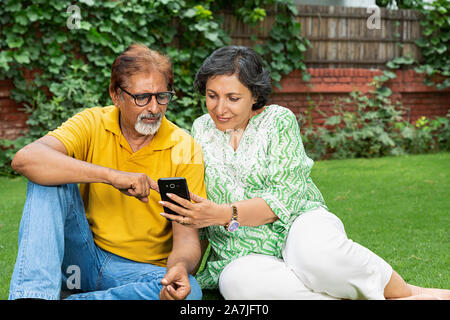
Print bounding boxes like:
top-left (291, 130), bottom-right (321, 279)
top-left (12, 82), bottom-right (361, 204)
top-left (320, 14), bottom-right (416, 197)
top-left (222, 5), bottom-right (423, 69)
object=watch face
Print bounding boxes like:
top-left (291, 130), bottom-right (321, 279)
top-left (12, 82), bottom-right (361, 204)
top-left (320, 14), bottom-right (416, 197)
top-left (227, 220), bottom-right (240, 232)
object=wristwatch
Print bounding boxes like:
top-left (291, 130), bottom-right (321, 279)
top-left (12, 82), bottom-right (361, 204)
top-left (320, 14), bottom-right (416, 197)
top-left (226, 204), bottom-right (240, 232)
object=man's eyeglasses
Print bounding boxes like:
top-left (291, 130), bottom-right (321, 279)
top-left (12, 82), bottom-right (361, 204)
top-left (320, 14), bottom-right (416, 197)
top-left (119, 85), bottom-right (175, 106)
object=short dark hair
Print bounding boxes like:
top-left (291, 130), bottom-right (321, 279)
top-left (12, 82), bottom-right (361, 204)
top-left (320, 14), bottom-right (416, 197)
top-left (194, 46), bottom-right (271, 110)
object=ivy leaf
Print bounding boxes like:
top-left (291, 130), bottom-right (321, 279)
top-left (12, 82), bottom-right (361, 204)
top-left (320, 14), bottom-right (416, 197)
top-left (13, 50), bottom-right (30, 64)
top-left (205, 31), bottom-right (219, 43)
top-left (183, 8), bottom-right (197, 18)
top-left (297, 42), bottom-right (306, 52)
top-left (304, 38), bottom-right (312, 48)
top-left (99, 21), bottom-right (113, 33)
top-left (414, 38), bottom-right (428, 47)
top-left (430, 37), bottom-right (440, 46)
top-left (383, 70), bottom-right (397, 79)
top-left (5, 1), bottom-right (22, 12)
top-left (253, 44), bottom-right (265, 56)
top-left (424, 77), bottom-right (435, 86)
top-left (422, 64), bottom-right (435, 75)
top-left (437, 6), bottom-right (447, 14)
top-left (302, 72), bottom-right (311, 82)
top-left (287, 2), bottom-right (298, 15)
top-left (376, 87), bottom-right (392, 97)
top-left (423, 27), bottom-right (434, 36)
top-left (435, 43), bottom-right (447, 54)
top-left (79, 0), bottom-right (95, 6)
top-left (0, 51), bottom-right (13, 71)
top-left (86, 27), bottom-right (108, 46)
top-left (56, 32), bottom-right (68, 44)
top-left (12, 24), bottom-right (27, 35)
top-left (26, 6), bottom-right (41, 22)
top-left (325, 115), bottom-right (342, 126)
top-left (50, 2), bottom-right (67, 11)
top-left (271, 42), bottom-right (284, 53)
top-left (14, 11), bottom-right (28, 26)
top-left (6, 34), bottom-right (24, 48)
top-left (436, 78), bottom-right (450, 89)
top-left (50, 55), bottom-right (67, 66)
top-left (79, 21), bottom-right (92, 31)
top-left (193, 20), bottom-right (210, 32)
top-left (111, 14), bottom-right (124, 24)
top-left (374, 75), bottom-right (389, 82)
top-left (271, 71), bottom-right (282, 83)
top-left (386, 61), bottom-right (398, 69)
top-left (392, 56), bottom-right (414, 65)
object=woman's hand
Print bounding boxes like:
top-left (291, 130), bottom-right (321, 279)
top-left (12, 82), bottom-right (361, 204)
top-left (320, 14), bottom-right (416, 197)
top-left (159, 192), bottom-right (230, 228)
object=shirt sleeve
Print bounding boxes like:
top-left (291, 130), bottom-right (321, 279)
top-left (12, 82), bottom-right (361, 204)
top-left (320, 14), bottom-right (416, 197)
top-left (256, 109), bottom-right (315, 232)
top-left (46, 108), bottom-right (95, 160)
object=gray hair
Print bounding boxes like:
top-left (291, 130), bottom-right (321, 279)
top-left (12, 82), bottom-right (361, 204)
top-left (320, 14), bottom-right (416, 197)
top-left (194, 46), bottom-right (271, 110)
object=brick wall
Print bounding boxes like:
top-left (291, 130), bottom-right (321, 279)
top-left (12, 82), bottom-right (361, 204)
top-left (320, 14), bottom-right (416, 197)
top-left (0, 68), bottom-right (449, 140)
top-left (268, 68), bottom-right (450, 127)
top-left (0, 79), bottom-right (28, 141)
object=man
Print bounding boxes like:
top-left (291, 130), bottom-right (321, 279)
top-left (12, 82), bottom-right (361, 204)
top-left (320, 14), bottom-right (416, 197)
top-left (8, 43), bottom-right (205, 300)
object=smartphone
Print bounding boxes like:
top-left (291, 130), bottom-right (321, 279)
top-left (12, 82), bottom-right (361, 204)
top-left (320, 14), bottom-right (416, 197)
top-left (158, 177), bottom-right (190, 217)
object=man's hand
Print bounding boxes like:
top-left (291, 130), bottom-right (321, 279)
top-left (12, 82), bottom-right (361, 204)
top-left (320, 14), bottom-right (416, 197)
top-left (108, 169), bottom-right (159, 203)
top-left (159, 264), bottom-right (191, 300)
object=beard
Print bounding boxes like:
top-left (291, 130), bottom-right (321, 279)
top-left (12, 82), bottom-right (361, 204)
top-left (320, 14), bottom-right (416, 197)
top-left (134, 112), bottom-right (163, 136)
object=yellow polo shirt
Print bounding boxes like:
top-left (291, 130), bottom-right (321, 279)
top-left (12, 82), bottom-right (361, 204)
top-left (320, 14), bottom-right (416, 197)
top-left (47, 105), bottom-right (206, 266)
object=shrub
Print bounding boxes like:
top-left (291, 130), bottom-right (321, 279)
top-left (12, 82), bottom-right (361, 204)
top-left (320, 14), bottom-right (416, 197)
top-left (299, 80), bottom-right (449, 160)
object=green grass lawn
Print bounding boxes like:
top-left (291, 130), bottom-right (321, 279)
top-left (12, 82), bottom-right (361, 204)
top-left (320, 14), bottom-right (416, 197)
top-left (0, 174), bottom-right (28, 299)
top-left (310, 152), bottom-right (450, 289)
top-left (0, 153), bottom-right (449, 299)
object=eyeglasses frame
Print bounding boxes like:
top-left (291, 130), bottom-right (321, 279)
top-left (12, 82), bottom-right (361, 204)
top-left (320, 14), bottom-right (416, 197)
top-left (118, 85), bottom-right (175, 107)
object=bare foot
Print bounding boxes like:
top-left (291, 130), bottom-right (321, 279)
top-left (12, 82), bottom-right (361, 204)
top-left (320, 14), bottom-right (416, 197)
top-left (408, 284), bottom-right (450, 300)
top-left (388, 293), bottom-right (441, 300)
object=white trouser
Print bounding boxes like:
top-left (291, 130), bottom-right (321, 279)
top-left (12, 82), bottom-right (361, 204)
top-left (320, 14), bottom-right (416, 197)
top-left (219, 207), bottom-right (393, 300)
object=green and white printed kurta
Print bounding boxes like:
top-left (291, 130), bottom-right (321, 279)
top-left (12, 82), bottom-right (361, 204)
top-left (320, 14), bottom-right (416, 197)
top-left (191, 104), bottom-right (327, 289)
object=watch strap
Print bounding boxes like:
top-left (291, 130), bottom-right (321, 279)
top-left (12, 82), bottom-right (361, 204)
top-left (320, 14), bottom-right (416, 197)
top-left (225, 204), bottom-right (239, 232)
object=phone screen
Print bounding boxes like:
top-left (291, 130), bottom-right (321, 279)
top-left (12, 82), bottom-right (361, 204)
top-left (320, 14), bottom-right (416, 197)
top-left (158, 177), bottom-right (190, 216)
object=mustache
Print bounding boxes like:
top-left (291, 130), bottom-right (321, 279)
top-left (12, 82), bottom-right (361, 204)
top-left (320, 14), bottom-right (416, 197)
top-left (138, 112), bottom-right (162, 120)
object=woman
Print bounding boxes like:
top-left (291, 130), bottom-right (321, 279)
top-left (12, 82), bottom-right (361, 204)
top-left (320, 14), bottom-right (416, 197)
top-left (159, 46), bottom-right (449, 300)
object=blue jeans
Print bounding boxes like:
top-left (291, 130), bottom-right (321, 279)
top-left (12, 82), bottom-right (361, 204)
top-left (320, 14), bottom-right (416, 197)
top-left (9, 182), bottom-right (202, 300)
